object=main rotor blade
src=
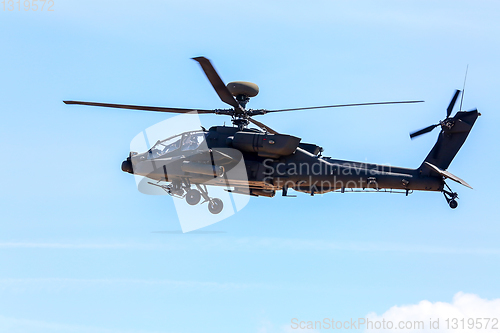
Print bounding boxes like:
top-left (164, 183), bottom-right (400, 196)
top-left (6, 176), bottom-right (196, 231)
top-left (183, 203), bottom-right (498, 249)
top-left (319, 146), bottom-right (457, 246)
top-left (409, 124), bottom-right (439, 139)
top-left (248, 118), bottom-right (279, 134)
top-left (192, 57), bottom-right (243, 113)
top-left (446, 89), bottom-right (461, 118)
top-left (265, 100), bottom-right (424, 113)
top-left (63, 101), bottom-right (216, 114)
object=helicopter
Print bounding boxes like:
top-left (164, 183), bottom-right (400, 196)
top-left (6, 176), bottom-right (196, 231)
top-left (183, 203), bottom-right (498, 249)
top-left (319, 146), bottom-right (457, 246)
top-left (64, 57), bottom-right (479, 214)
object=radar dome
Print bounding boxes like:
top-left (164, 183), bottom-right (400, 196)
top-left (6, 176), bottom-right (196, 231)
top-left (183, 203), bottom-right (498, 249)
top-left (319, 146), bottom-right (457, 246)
top-left (226, 81), bottom-right (259, 97)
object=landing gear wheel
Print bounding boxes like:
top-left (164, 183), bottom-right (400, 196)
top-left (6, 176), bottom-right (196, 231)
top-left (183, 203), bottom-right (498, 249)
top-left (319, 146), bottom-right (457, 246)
top-left (185, 189), bottom-right (201, 206)
top-left (443, 182), bottom-right (459, 210)
top-left (208, 198), bottom-right (223, 214)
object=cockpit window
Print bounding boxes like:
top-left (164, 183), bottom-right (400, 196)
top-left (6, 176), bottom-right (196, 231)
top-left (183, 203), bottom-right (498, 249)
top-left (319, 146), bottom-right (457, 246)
top-left (149, 136), bottom-right (181, 158)
top-left (161, 137), bottom-right (181, 154)
top-left (181, 132), bottom-right (206, 151)
top-left (147, 131), bottom-right (206, 159)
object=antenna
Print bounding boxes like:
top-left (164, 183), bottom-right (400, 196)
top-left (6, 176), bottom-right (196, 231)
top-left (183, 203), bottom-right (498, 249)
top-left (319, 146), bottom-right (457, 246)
top-left (459, 65), bottom-right (468, 111)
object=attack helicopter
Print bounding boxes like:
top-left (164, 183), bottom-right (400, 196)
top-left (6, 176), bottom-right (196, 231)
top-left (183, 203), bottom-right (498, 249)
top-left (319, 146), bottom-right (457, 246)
top-left (64, 57), bottom-right (479, 214)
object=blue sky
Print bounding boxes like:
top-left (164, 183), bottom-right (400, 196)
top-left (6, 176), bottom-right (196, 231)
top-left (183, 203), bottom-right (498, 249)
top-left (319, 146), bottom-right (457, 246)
top-left (1, 1), bottom-right (499, 332)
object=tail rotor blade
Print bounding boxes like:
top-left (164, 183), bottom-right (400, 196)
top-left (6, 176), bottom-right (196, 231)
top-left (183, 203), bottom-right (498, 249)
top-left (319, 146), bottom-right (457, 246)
top-left (446, 90), bottom-right (461, 118)
top-left (192, 57), bottom-right (243, 113)
top-left (410, 124), bottom-right (439, 139)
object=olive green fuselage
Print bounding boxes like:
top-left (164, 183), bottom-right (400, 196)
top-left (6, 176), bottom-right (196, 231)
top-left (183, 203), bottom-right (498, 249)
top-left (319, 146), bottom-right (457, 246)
top-left (126, 125), bottom-right (444, 197)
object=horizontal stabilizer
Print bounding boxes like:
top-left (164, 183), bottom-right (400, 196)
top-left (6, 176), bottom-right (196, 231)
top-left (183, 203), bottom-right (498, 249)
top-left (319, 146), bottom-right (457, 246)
top-left (424, 162), bottom-right (472, 189)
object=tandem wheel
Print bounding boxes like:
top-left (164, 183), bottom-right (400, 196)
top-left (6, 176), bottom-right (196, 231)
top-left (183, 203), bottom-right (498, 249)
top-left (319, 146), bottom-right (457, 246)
top-left (185, 189), bottom-right (201, 205)
top-left (208, 198), bottom-right (223, 214)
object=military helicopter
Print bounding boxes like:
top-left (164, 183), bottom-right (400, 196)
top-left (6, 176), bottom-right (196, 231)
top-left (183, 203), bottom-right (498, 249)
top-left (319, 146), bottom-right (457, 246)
top-left (64, 57), bottom-right (479, 214)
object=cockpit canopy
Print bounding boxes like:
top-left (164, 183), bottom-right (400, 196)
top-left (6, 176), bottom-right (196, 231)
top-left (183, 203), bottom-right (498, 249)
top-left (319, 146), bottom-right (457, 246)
top-left (149, 131), bottom-right (207, 158)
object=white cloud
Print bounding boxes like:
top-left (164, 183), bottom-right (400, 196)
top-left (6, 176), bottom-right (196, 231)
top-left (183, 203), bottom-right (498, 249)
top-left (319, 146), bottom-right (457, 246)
top-left (0, 242), bottom-right (149, 249)
top-left (0, 314), bottom-right (167, 333)
top-left (0, 278), bottom-right (271, 292)
top-left (366, 292), bottom-right (500, 333)
top-left (1, 239), bottom-right (500, 255)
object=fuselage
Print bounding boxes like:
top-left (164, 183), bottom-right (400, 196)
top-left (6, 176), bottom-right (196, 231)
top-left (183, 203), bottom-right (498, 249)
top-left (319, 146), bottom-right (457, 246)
top-left (124, 125), bottom-right (444, 197)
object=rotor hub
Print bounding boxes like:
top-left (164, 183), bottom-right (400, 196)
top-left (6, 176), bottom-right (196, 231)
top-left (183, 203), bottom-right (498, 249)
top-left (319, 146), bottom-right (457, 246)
top-left (232, 118), bottom-right (249, 130)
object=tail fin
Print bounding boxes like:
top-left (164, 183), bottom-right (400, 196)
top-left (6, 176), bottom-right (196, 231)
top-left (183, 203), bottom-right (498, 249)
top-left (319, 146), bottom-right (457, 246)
top-left (419, 109), bottom-right (480, 175)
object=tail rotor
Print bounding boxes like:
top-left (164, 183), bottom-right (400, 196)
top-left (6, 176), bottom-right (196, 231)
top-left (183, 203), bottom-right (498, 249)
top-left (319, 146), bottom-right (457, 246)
top-left (410, 90), bottom-right (461, 139)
